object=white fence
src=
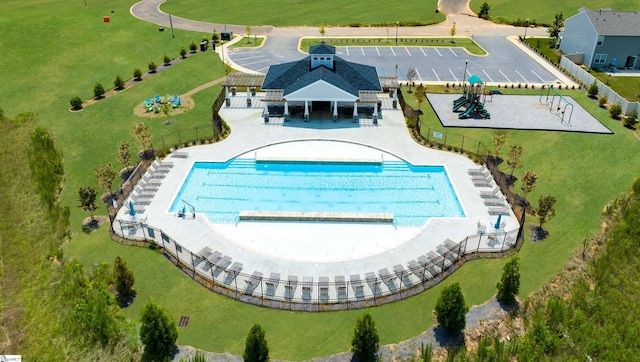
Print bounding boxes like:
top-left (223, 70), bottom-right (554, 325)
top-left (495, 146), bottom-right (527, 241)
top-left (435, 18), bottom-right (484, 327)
top-left (560, 56), bottom-right (639, 115)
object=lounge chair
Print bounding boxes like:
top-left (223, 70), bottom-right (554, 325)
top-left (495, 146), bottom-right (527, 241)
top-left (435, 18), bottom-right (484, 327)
top-left (467, 165), bottom-right (487, 175)
top-left (472, 174), bottom-right (492, 183)
top-left (484, 199), bottom-right (506, 207)
top-left (480, 188), bottom-right (500, 198)
top-left (488, 207), bottom-right (510, 215)
top-left (154, 94), bottom-right (162, 104)
top-left (477, 221), bottom-right (487, 234)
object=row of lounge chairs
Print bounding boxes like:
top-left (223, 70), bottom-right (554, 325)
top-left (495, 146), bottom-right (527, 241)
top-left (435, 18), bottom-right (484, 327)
top-left (144, 95), bottom-right (181, 112)
top-left (469, 165), bottom-right (511, 216)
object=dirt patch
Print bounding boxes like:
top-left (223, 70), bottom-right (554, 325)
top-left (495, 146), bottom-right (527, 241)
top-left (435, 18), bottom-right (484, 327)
top-left (133, 96), bottom-right (195, 119)
top-left (82, 215), bottom-right (110, 233)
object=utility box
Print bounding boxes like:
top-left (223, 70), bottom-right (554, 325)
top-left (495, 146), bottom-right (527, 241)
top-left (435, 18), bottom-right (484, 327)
top-left (221, 31), bottom-right (233, 41)
top-left (200, 40), bottom-right (208, 51)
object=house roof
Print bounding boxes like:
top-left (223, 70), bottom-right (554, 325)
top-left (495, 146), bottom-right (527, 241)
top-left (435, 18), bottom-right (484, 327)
top-left (262, 56), bottom-right (382, 97)
top-left (580, 8), bottom-right (640, 36)
top-left (309, 43), bottom-right (336, 55)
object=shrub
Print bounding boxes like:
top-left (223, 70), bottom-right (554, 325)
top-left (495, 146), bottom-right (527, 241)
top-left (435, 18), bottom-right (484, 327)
top-left (114, 75), bottom-right (125, 90)
top-left (179, 47), bottom-right (187, 59)
top-left (588, 80), bottom-right (599, 98)
top-left (624, 109), bottom-right (638, 128)
top-left (243, 324), bottom-right (269, 362)
top-left (70, 96), bottom-right (83, 110)
top-left (133, 67), bottom-right (143, 81)
top-left (435, 282), bottom-right (469, 335)
top-left (189, 40), bottom-right (198, 53)
top-left (140, 300), bottom-right (178, 361)
top-left (478, 2), bottom-right (490, 19)
top-left (351, 312), bottom-right (379, 362)
top-left (163, 54), bottom-right (171, 65)
top-left (93, 82), bottom-right (105, 99)
top-left (497, 256), bottom-right (520, 304)
top-left (598, 95), bottom-right (608, 107)
top-left (148, 61), bottom-right (157, 73)
top-left (113, 256), bottom-right (135, 301)
top-left (609, 102), bottom-right (622, 119)
top-left (212, 29), bottom-right (219, 43)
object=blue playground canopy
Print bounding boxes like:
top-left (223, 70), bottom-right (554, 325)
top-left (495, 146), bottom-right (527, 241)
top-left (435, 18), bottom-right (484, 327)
top-left (467, 75), bottom-right (483, 85)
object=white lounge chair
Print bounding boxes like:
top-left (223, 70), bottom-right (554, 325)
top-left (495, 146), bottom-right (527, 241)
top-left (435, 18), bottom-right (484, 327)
top-left (480, 187), bottom-right (500, 198)
top-left (467, 165), bottom-right (487, 175)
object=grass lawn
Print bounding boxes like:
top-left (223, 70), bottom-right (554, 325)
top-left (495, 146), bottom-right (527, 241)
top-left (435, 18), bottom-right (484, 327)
top-left (229, 36), bottom-right (265, 49)
top-left (524, 37), bottom-right (561, 63)
top-left (589, 70), bottom-right (640, 102)
top-left (161, 0), bottom-right (444, 27)
top-left (469, 0), bottom-right (640, 25)
top-left (301, 37), bottom-right (487, 55)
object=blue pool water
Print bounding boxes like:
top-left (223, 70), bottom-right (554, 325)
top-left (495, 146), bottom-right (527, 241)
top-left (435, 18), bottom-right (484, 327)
top-left (170, 159), bottom-right (464, 226)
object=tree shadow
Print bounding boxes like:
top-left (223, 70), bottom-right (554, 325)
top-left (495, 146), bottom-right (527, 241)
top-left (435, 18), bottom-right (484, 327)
top-left (116, 290), bottom-right (137, 308)
top-left (433, 326), bottom-right (464, 348)
top-left (528, 224), bottom-right (549, 242)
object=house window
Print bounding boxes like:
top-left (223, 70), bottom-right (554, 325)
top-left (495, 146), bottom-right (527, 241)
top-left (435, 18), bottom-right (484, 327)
top-left (147, 228), bottom-right (155, 238)
top-left (176, 244), bottom-right (182, 253)
top-left (594, 54), bottom-right (607, 64)
top-left (596, 35), bottom-right (604, 46)
top-left (161, 233), bottom-right (170, 244)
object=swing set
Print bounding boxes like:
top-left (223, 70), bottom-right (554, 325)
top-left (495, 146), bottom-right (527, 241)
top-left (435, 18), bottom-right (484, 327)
top-left (539, 85), bottom-right (574, 125)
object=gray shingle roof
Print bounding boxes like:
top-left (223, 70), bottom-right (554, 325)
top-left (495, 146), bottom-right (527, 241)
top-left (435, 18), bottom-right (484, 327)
top-left (309, 43), bottom-right (336, 55)
top-left (582, 9), bottom-right (640, 36)
top-left (262, 56), bottom-right (381, 97)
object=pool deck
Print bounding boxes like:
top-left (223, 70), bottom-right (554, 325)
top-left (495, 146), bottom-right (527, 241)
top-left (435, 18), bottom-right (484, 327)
top-left (116, 93), bottom-right (519, 298)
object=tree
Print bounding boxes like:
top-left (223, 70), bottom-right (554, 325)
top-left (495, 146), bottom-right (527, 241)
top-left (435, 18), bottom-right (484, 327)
top-left (414, 84), bottom-right (426, 112)
top-left (449, 22), bottom-right (457, 42)
top-left (406, 67), bottom-right (418, 93)
top-left (189, 40), bottom-right (198, 53)
top-left (113, 256), bottom-right (135, 302)
top-left (114, 75), bottom-right (125, 90)
top-left (70, 96), bottom-right (83, 110)
top-left (478, 2), bottom-right (490, 20)
top-left (624, 109), bottom-right (638, 129)
top-left (536, 195), bottom-right (557, 229)
top-left (133, 67), bottom-right (143, 81)
top-left (547, 12), bottom-right (564, 43)
top-left (507, 145), bottom-right (523, 178)
top-left (351, 312), bottom-right (379, 362)
top-left (435, 282), bottom-right (469, 335)
top-left (95, 163), bottom-right (117, 194)
top-left (117, 141), bottom-right (131, 168)
top-left (609, 102), bottom-right (622, 119)
top-left (599, 95), bottom-right (608, 107)
top-left (496, 256), bottom-right (520, 304)
top-left (132, 122), bottom-right (152, 152)
top-left (246, 25), bottom-right (253, 43)
top-left (319, 24), bottom-right (326, 41)
top-left (179, 47), bottom-right (187, 59)
top-left (93, 82), bottom-right (105, 99)
top-left (212, 29), bottom-right (219, 43)
top-left (78, 187), bottom-right (98, 221)
top-left (163, 54), bottom-right (171, 66)
top-left (492, 130), bottom-right (508, 160)
top-left (148, 61), bottom-right (157, 73)
top-left (243, 323), bottom-right (269, 362)
top-left (520, 169), bottom-right (538, 199)
top-left (587, 80), bottom-right (599, 98)
top-left (140, 299), bottom-right (178, 361)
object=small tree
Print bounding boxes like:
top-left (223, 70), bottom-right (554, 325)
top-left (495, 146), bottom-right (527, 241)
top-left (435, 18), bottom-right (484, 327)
top-left (520, 169), bottom-right (538, 199)
top-left (133, 67), bottom-right (143, 81)
top-left (435, 282), bottom-right (469, 335)
top-left (624, 109), bottom-right (638, 128)
top-left (70, 96), bottom-right (83, 110)
top-left (536, 195), bottom-right (557, 229)
top-left (114, 75), bottom-right (125, 90)
top-left (117, 141), bottom-right (131, 168)
top-left (478, 2), bottom-right (490, 20)
top-left (78, 187), bottom-right (98, 221)
top-left (351, 312), bottom-right (379, 362)
top-left (414, 84), bottom-right (426, 111)
top-left (598, 95), bottom-right (608, 107)
top-left (132, 122), bottom-right (152, 153)
top-left (189, 40), bottom-right (198, 53)
top-left (609, 102), bottom-right (622, 119)
top-left (319, 24), bottom-right (326, 41)
top-left (496, 256), bottom-right (520, 304)
top-left (246, 25), bottom-right (253, 43)
top-left (95, 163), bottom-right (117, 194)
top-left (179, 47), bottom-right (187, 59)
top-left (148, 61), bottom-right (158, 73)
top-left (406, 67), bottom-right (418, 93)
top-left (492, 130), bottom-right (508, 160)
top-left (507, 145), bottom-right (523, 178)
top-left (449, 22), bottom-right (457, 42)
top-left (93, 82), bottom-right (105, 99)
top-left (547, 12), bottom-right (564, 43)
top-left (163, 54), bottom-right (171, 66)
top-left (243, 324), bottom-right (269, 362)
top-left (587, 80), bottom-right (599, 98)
top-left (140, 299), bottom-right (178, 362)
top-left (113, 256), bottom-right (135, 301)
top-left (212, 29), bottom-right (219, 43)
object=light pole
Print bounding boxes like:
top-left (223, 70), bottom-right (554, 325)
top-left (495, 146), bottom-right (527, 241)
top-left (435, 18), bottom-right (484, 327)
top-left (523, 18), bottom-right (529, 41)
top-left (395, 21), bottom-right (399, 46)
top-left (462, 59), bottom-right (468, 84)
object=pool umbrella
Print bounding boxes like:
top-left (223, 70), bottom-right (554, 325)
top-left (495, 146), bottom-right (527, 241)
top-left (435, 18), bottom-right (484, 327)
top-left (129, 201), bottom-right (136, 217)
top-left (494, 213), bottom-right (502, 230)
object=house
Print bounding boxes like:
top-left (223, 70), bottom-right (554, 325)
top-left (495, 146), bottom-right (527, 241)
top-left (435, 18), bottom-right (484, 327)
top-left (559, 8), bottom-right (640, 70)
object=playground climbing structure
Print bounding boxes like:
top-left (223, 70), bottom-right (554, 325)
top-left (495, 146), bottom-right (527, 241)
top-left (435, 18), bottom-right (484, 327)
top-left (452, 75), bottom-right (490, 119)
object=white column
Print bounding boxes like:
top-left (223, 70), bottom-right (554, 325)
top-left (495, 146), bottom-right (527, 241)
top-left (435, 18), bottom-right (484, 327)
top-left (263, 103), bottom-right (268, 116)
top-left (393, 89), bottom-right (398, 102)
top-left (304, 100), bottom-right (309, 121)
top-left (246, 87), bottom-right (250, 98)
top-left (353, 102), bottom-right (358, 117)
top-left (374, 102), bottom-right (378, 115)
top-left (225, 86), bottom-right (230, 107)
top-left (333, 100), bottom-right (338, 121)
top-left (284, 101), bottom-right (289, 116)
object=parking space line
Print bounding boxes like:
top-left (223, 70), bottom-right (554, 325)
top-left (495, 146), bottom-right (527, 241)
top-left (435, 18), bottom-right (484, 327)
top-left (415, 69), bottom-right (422, 81)
top-left (256, 66), bottom-right (269, 74)
top-left (531, 70), bottom-right (546, 83)
top-left (432, 69), bottom-right (440, 81)
top-left (449, 69), bottom-right (458, 82)
top-left (233, 55), bottom-right (266, 61)
top-left (498, 70), bottom-right (511, 83)
top-left (405, 47), bottom-right (411, 56)
top-left (515, 70), bottom-right (528, 83)
top-left (375, 47), bottom-right (380, 56)
top-left (481, 70), bottom-right (494, 82)
top-left (361, 47), bottom-right (365, 56)
top-left (449, 48), bottom-right (457, 57)
top-left (241, 59), bottom-right (271, 66)
top-left (420, 47), bottom-right (427, 56)
top-left (390, 47), bottom-right (396, 56)
top-left (346, 47), bottom-right (350, 56)
top-left (434, 48), bottom-right (442, 57)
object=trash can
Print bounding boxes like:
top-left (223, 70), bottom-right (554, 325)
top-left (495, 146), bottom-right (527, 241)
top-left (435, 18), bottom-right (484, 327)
top-left (103, 16), bottom-right (110, 22)
top-left (200, 41), bottom-right (208, 52)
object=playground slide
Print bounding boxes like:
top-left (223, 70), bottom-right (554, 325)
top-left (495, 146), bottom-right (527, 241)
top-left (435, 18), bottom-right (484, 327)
top-left (453, 96), bottom-right (466, 105)
top-left (458, 103), bottom-right (476, 119)
top-left (452, 101), bottom-right (467, 112)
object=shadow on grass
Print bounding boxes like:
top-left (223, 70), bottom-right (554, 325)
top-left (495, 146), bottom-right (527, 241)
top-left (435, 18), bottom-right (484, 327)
top-left (529, 224), bottom-right (549, 242)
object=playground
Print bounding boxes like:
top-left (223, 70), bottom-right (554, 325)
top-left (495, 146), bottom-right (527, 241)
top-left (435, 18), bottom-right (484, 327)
top-left (428, 85), bottom-right (612, 134)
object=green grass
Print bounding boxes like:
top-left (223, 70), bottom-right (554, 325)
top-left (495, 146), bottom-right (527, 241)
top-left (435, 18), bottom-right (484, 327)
top-left (229, 36), bottom-right (265, 48)
top-left (161, 0), bottom-right (444, 27)
top-left (301, 37), bottom-right (487, 55)
top-left (525, 37), bottom-right (561, 63)
top-left (469, 0), bottom-right (640, 25)
top-left (589, 70), bottom-right (640, 102)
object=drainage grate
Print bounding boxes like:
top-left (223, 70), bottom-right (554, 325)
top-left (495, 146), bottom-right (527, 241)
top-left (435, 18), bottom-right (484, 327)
top-left (178, 316), bottom-right (190, 328)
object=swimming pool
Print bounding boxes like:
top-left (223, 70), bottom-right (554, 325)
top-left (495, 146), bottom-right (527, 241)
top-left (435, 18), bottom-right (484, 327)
top-left (170, 159), bottom-right (464, 226)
